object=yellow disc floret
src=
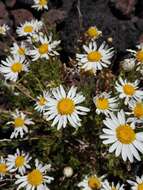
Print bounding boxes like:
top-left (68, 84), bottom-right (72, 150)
top-left (24, 25), bottom-right (33, 33)
top-left (0, 163), bottom-right (7, 174)
top-left (87, 51), bottom-right (102, 62)
top-left (39, 0), bottom-right (48, 6)
top-left (15, 156), bottom-right (25, 167)
top-left (134, 102), bottom-right (143, 119)
top-left (14, 117), bottom-right (25, 128)
top-left (88, 176), bottom-right (101, 189)
top-left (18, 47), bottom-right (25, 55)
top-left (38, 43), bottom-right (49, 54)
top-left (116, 124), bottom-right (136, 144)
top-left (138, 183), bottom-right (143, 190)
top-left (96, 98), bottom-right (109, 110)
top-left (38, 97), bottom-right (47, 106)
top-left (11, 62), bottom-right (23, 73)
top-left (58, 98), bottom-right (75, 115)
top-left (28, 169), bottom-right (43, 186)
top-left (136, 50), bottom-right (143, 62)
top-left (123, 84), bottom-right (135, 96)
top-left (86, 27), bottom-right (101, 39)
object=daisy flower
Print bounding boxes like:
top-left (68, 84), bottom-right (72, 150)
top-left (16, 20), bottom-right (43, 37)
top-left (7, 110), bottom-right (34, 139)
top-left (10, 42), bottom-right (29, 58)
top-left (7, 149), bottom-right (31, 175)
top-left (115, 77), bottom-right (143, 105)
top-left (100, 110), bottom-right (143, 162)
top-left (0, 55), bottom-right (29, 82)
top-left (93, 92), bottom-right (118, 115)
top-left (86, 26), bottom-right (102, 40)
top-left (32, 0), bottom-right (48, 11)
top-left (15, 159), bottom-right (54, 190)
top-left (101, 180), bottom-right (125, 190)
top-left (78, 174), bottom-right (106, 190)
top-left (0, 157), bottom-right (8, 179)
top-left (128, 43), bottom-right (143, 66)
top-left (35, 91), bottom-right (50, 113)
top-left (127, 175), bottom-right (143, 190)
top-left (44, 85), bottom-right (90, 130)
top-left (0, 24), bottom-right (9, 35)
top-left (76, 41), bottom-right (114, 72)
top-left (29, 34), bottom-right (60, 61)
top-left (127, 100), bottom-right (143, 124)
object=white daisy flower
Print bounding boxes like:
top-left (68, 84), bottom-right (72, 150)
top-left (0, 24), bottom-right (9, 35)
top-left (115, 77), bottom-right (143, 105)
top-left (78, 174), bottom-right (106, 190)
top-left (7, 110), bottom-right (34, 139)
top-left (127, 175), bottom-right (143, 190)
top-left (128, 43), bottom-right (143, 66)
top-left (44, 85), bottom-right (90, 130)
top-left (10, 42), bottom-right (29, 58)
top-left (29, 34), bottom-right (60, 61)
top-left (35, 91), bottom-right (50, 113)
top-left (0, 55), bottom-right (29, 82)
top-left (16, 20), bottom-right (43, 37)
top-left (101, 180), bottom-right (125, 190)
top-left (26, 32), bottom-right (44, 44)
top-left (15, 159), bottom-right (54, 190)
top-left (0, 157), bottom-right (8, 179)
top-left (127, 100), bottom-right (143, 124)
top-left (76, 41), bottom-right (114, 72)
top-left (32, 0), bottom-right (48, 11)
top-left (100, 110), bottom-right (143, 162)
top-left (7, 149), bottom-right (31, 175)
top-left (93, 92), bottom-right (118, 115)
top-left (86, 26), bottom-right (102, 40)
top-left (121, 58), bottom-right (135, 72)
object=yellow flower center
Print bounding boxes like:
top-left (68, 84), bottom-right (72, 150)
top-left (87, 51), bottom-right (102, 62)
top-left (14, 117), bottom-right (25, 128)
top-left (88, 176), bottom-right (101, 189)
top-left (96, 98), bottom-right (109, 110)
top-left (123, 84), bottom-right (135, 96)
top-left (136, 50), bottom-right (143, 62)
top-left (58, 98), bottom-right (75, 115)
top-left (18, 47), bottom-right (25, 55)
top-left (38, 43), bottom-right (49, 54)
top-left (27, 169), bottom-right (43, 186)
top-left (87, 27), bottom-right (99, 38)
top-left (38, 97), bottom-right (47, 106)
top-left (116, 124), bottom-right (136, 144)
top-left (15, 156), bottom-right (25, 167)
top-left (138, 183), bottom-right (143, 190)
top-left (134, 102), bottom-right (143, 119)
top-left (112, 187), bottom-right (117, 190)
top-left (39, 0), bottom-right (48, 6)
top-left (23, 25), bottom-right (33, 33)
top-left (11, 62), bottom-right (23, 73)
top-left (0, 163), bottom-right (7, 174)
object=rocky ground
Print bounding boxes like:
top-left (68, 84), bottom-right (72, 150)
top-left (1, 0), bottom-right (143, 63)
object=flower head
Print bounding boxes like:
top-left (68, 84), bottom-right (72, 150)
top-left (86, 26), bottom-right (102, 40)
top-left (15, 159), bottom-right (54, 190)
top-left (8, 110), bottom-right (34, 139)
top-left (7, 149), bottom-right (31, 175)
top-left (44, 85), bottom-right (90, 129)
top-left (100, 110), bottom-right (143, 162)
top-left (76, 41), bottom-right (114, 72)
top-left (93, 92), bottom-right (118, 115)
top-left (115, 77), bottom-right (143, 105)
top-left (101, 180), bottom-right (125, 190)
top-left (0, 157), bottom-right (8, 179)
top-left (29, 34), bottom-right (60, 61)
top-left (10, 42), bottom-right (29, 58)
top-left (35, 91), bottom-right (50, 113)
top-left (32, 0), bottom-right (48, 11)
top-left (127, 175), bottom-right (143, 190)
top-left (0, 55), bottom-right (29, 82)
top-left (0, 24), bottom-right (9, 35)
